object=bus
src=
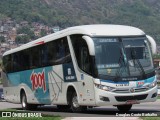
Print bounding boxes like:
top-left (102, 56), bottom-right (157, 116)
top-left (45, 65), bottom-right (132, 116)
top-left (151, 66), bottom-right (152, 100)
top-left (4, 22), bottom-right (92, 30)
top-left (2, 25), bottom-right (158, 112)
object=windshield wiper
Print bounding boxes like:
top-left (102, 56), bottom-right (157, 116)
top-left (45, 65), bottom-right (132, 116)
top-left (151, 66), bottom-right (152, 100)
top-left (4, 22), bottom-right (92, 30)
top-left (130, 48), bottom-right (146, 79)
top-left (115, 48), bottom-right (128, 81)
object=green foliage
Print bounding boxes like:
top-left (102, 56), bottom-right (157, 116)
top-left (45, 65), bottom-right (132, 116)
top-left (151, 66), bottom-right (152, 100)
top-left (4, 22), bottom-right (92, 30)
top-left (17, 26), bottom-right (35, 39)
top-left (141, 117), bottom-right (160, 120)
top-left (0, 0), bottom-right (160, 40)
top-left (0, 117), bottom-right (61, 120)
top-left (40, 29), bottom-right (47, 37)
top-left (15, 35), bottom-right (30, 44)
top-left (16, 26), bottom-right (36, 43)
top-left (153, 54), bottom-right (160, 59)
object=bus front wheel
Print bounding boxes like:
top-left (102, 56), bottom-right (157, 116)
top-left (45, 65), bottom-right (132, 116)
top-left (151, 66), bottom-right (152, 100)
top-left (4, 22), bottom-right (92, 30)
top-left (70, 92), bottom-right (87, 112)
top-left (117, 104), bottom-right (132, 112)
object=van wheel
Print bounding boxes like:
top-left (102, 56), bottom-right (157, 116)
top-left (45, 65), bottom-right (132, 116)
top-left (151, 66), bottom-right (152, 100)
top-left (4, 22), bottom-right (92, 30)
top-left (117, 105), bottom-right (132, 112)
top-left (70, 92), bottom-right (87, 112)
top-left (21, 93), bottom-right (37, 110)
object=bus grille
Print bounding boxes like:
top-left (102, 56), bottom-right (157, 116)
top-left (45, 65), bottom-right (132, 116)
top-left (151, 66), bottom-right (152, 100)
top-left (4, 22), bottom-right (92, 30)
top-left (115, 94), bottom-right (148, 102)
top-left (113, 87), bottom-right (149, 93)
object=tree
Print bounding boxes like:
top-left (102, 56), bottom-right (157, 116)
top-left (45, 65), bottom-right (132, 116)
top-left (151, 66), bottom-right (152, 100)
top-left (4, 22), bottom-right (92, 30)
top-left (40, 29), bottom-right (47, 37)
top-left (17, 26), bottom-right (35, 40)
top-left (15, 35), bottom-right (30, 44)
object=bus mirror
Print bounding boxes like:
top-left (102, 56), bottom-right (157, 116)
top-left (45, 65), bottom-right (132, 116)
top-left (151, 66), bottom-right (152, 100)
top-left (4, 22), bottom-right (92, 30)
top-left (82, 36), bottom-right (95, 56)
top-left (146, 35), bottom-right (157, 54)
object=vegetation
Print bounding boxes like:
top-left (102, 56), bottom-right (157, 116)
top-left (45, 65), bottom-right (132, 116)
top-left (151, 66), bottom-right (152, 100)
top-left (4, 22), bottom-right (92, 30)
top-left (15, 35), bottom-right (30, 44)
top-left (0, 0), bottom-right (160, 42)
top-left (0, 116), bottom-right (61, 120)
top-left (153, 54), bottom-right (160, 59)
top-left (15, 26), bottom-right (36, 44)
top-left (141, 117), bottom-right (160, 120)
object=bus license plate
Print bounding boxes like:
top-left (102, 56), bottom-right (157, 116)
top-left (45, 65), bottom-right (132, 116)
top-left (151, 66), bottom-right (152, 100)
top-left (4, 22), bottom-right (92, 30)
top-left (126, 100), bottom-right (139, 104)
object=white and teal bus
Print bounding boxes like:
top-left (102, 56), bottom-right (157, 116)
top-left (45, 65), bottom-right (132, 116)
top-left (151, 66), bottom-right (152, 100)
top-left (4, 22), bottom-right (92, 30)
top-left (2, 25), bottom-right (158, 112)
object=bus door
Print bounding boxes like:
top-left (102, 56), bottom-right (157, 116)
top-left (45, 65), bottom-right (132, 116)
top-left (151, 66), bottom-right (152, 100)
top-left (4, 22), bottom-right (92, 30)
top-left (70, 35), bottom-right (96, 106)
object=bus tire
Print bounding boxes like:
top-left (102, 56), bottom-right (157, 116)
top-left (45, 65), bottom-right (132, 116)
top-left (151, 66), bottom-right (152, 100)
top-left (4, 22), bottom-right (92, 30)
top-left (70, 92), bottom-right (87, 112)
top-left (21, 92), bottom-right (37, 110)
top-left (117, 105), bottom-right (132, 112)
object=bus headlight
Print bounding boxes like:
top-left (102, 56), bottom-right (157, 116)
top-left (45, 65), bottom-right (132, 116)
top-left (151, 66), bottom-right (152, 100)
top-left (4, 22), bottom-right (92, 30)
top-left (95, 83), bottom-right (115, 91)
top-left (145, 81), bottom-right (157, 88)
top-left (149, 81), bottom-right (157, 88)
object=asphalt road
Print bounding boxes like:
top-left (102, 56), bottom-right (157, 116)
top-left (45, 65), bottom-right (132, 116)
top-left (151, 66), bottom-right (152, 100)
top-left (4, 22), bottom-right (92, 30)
top-left (0, 100), bottom-right (160, 117)
top-left (0, 84), bottom-right (160, 118)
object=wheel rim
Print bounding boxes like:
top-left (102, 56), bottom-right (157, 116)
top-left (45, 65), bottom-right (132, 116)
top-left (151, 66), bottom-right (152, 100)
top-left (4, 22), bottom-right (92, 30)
top-left (72, 95), bottom-right (79, 108)
top-left (22, 96), bottom-right (26, 108)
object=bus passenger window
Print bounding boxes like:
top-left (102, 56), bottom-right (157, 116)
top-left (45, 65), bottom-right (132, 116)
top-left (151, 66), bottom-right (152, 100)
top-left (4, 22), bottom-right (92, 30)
top-left (58, 40), bottom-right (65, 59)
top-left (46, 37), bottom-right (71, 65)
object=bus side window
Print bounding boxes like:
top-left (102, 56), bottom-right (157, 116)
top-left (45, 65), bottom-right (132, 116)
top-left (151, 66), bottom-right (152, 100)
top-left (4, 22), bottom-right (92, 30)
top-left (46, 37), bottom-right (71, 65)
top-left (12, 53), bottom-right (20, 72)
top-left (70, 35), bottom-right (91, 75)
top-left (3, 55), bottom-right (11, 73)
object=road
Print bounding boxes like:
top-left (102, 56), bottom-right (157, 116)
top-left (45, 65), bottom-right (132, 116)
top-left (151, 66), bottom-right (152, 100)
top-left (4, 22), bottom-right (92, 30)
top-left (0, 100), bottom-right (160, 117)
top-left (0, 84), bottom-right (160, 118)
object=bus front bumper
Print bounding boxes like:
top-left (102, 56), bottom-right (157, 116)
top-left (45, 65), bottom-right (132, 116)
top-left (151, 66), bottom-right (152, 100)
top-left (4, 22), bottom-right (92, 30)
top-left (94, 85), bottom-right (158, 106)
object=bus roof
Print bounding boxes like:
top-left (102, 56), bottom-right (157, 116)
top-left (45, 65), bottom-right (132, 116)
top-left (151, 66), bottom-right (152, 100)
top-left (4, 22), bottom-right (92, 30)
top-left (3, 24), bottom-right (145, 56)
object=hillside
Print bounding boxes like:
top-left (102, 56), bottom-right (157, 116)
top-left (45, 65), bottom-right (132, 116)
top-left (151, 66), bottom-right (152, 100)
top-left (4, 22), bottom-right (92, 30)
top-left (0, 0), bottom-right (160, 41)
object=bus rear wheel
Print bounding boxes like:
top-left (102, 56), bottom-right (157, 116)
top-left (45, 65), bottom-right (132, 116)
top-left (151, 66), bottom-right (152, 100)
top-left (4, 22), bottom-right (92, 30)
top-left (117, 104), bottom-right (132, 112)
top-left (21, 92), bottom-right (37, 110)
top-left (70, 92), bottom-right (87, 112)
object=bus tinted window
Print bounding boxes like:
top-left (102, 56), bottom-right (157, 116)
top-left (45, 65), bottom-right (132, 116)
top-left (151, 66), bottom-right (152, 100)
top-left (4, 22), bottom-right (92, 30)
top-left (30, 45), bottom-right (43, 69)
top-left (46, 37), bottom-right (71, 65)
top-left (3, 37), bottom-right (71, 73)
top-left (3, 55), bottom-right (12, 73)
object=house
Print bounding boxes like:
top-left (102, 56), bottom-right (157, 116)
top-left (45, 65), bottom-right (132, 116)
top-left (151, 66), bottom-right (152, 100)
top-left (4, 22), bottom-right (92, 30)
top-left (8, 28), bottom-right (17, 41)
top-left (53, 26), bottom-right (60, 33)
top-left (20, 21), bottom-right (29, 27)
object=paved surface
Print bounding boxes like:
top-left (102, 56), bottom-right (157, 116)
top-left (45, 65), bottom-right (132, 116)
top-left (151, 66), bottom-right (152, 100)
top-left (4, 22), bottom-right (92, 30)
top-left (0, 84), bottom-right (159, 119)
top-left (0, 101), bottom-right (21, 110)
top-left (0, 100), bottom-right (160, 117)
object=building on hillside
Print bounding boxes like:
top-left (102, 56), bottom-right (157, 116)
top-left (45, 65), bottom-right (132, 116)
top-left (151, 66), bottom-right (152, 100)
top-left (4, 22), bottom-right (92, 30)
top-left (53, 26), bottom-right (60, 33)
top-left (154, 59), bottom-right (160, 68)
top-left (8, 28), bottom-right (17, 41)
top-left (20, 21), bottom-right (29, 27)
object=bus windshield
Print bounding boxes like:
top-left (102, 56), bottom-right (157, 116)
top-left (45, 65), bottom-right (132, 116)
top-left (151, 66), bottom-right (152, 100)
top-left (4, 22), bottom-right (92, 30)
top-left (93, 37), bottom-right (154, 80)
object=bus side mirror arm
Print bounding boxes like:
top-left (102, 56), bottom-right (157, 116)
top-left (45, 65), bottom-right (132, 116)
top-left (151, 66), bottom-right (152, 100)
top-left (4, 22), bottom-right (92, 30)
top-left (82, 36), bottom-right (95, 56)
top-left (146, 35), bottom-right (157, 54)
